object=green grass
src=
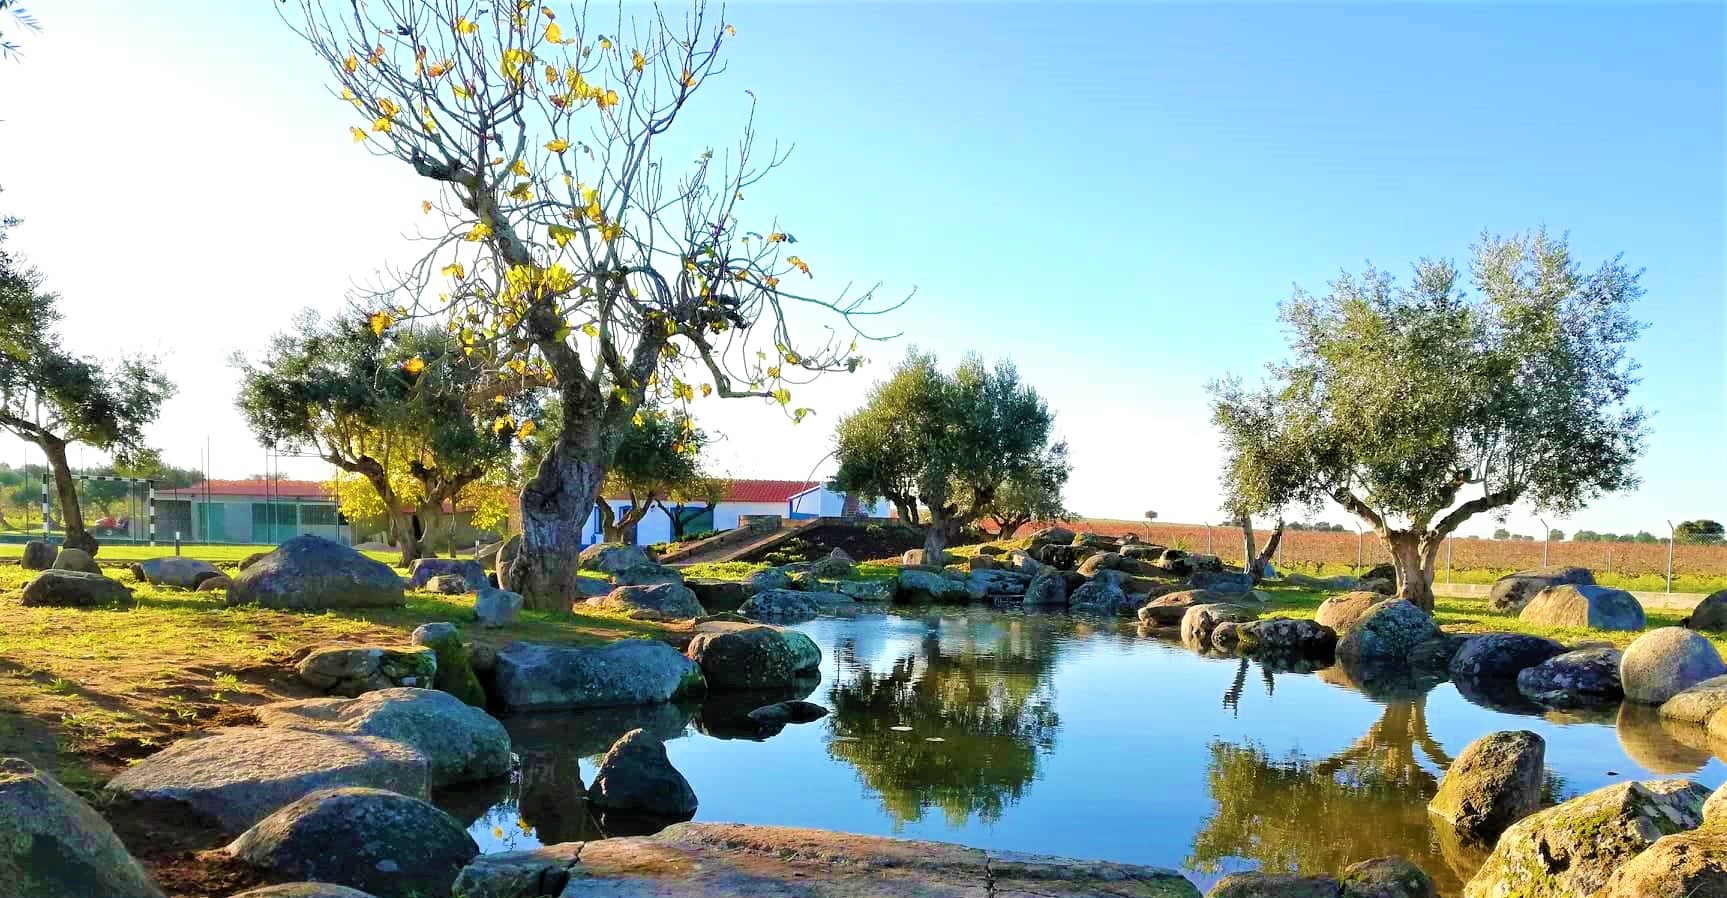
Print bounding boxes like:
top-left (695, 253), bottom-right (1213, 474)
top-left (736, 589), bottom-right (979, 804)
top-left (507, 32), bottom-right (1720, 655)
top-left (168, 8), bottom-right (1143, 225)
top-left (678, 559), bottom-right (900, 582)
top-left (1254, 581), bottom-right (1727, 654)
top-left (1275, 560), bottom-right (1726, 595)
top-left (0, 542), bottom-right (402, 566)
top-left (0, 563), bottom-right (676, 783)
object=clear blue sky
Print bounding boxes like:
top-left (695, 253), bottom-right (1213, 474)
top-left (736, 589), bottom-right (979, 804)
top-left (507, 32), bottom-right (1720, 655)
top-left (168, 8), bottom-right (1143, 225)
top-left (0, 1), bottom-right (1721, 536)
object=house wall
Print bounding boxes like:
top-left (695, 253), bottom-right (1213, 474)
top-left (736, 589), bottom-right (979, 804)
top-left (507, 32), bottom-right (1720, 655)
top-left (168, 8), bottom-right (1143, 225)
top-left (580, 502), bottom-right (676, 546)
top-left (711, 501), bottom-right (789, 531)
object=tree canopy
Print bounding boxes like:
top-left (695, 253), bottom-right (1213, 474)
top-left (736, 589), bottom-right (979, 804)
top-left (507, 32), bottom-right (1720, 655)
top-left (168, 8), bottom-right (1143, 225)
top-left (279, 0), bottom-right (901, 607)
top-left (1676, 520), bottom-right (1724, 545)
top-left (234, 309), bottom-right (524, 563)
top-left (833, 350), bottom-right (1061, 557)
top-left (0, 203), bottom-right (174, 553)
top-left (1211, 230), bottom-right (1646, 610)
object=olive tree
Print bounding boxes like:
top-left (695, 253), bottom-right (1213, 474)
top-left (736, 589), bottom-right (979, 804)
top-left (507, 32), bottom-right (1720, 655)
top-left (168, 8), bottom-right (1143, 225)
top-left (986, 441), bottom-right (1071, 539)
top-left (1210, 231), bottom-right (1646, 611)
top-left (0, 208), bottom-right (174, 554)
top-left (834, 351), bottom-right (1059, 559)
top-left (234, 310), bottom-right (523, 565)
top-left (281, 0), bottom-right (898, 608)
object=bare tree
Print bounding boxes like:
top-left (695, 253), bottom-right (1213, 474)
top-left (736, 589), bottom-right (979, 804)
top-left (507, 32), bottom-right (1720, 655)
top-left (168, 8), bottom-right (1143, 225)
top-left (280, 1), bottom-right (903, 608)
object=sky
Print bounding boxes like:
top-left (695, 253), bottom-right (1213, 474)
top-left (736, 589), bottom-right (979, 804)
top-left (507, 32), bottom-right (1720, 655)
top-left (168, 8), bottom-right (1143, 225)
top-left (0, 1), bottom-right (1722, 537)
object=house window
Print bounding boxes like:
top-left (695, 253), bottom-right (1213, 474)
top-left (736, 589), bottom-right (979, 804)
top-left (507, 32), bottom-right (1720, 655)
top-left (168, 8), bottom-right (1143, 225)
top-left (299, 504), bottom-right (338, 526)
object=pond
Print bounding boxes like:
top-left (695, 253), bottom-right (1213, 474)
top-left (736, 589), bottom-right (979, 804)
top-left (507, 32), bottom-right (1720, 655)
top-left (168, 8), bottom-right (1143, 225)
top-left (438, 610), bottom-right (1727, 897)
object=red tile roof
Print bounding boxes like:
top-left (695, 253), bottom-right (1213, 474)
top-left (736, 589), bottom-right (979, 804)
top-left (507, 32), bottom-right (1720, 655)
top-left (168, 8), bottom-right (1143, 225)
top-left (161, 479), bottom-right (334, 499)
top-left (581, 479), bottom-right (825, 505)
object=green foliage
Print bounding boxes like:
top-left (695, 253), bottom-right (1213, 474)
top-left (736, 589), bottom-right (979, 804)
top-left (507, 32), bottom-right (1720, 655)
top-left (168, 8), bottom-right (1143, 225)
top-left (1211, 231), bottom-right (1647, 601)
top-left (833, 350), bottom-right (1060, 543)
top-left (1676, 520), bottom-right (1724, 545)
top-left (233, 309), bottom-right (524, 554)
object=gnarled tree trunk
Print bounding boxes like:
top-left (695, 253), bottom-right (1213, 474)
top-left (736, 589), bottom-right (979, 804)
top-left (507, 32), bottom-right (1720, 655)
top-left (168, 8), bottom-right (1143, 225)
top-left (922, 506), bottom-right (962, 563)
top-left (1385, 529), bottom-right (1436, 613)
top-left (514, 418), bottom-right (606, 612)
top-left (41, 437), bottom-right (97, 555)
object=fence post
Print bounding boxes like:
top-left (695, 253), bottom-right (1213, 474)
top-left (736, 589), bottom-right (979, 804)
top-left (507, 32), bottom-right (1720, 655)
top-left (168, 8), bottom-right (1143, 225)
top-left (1446, 539), bottom-right (1452, 583)
top-left (1666, 520), bottom-right (1675, 593)
top-left (1206, 525), bottom-right (1213, 556)
top-left (1539, 518), bottom-right (1550, 567)
top-left (1355, 525), bottom-right (1364, 571)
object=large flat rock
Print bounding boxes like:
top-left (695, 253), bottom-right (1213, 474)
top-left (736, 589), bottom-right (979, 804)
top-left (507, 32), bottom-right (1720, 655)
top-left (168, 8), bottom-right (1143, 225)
top-left (510, 823), bottom-right (1200, 897)
top-left (492, 640), bottom-right (706, 711)
top-left (107, 727), bottom-right (430, 833)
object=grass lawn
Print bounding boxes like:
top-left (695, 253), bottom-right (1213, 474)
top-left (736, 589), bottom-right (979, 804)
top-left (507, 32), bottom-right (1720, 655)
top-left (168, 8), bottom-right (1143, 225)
top-left (0, 542), bottom-right (403, 566)
top-left (0, 565), bottom-right (672, 793)
top-left (1254, 581), bottom-right (1727, 655)
top-left (1280, 559), bottom-right (1727, 596)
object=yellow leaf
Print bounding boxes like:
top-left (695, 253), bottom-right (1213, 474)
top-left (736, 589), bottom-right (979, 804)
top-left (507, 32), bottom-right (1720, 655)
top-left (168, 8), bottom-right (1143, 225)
top-left (598, 88), bottom-right (619, 110)
top-left (785, 351), bottom-right (801, 364)
top-left (453, 84), bottom-right (473, 100)
top-left (455, 17), bottom-right (479, 35)
top-left (631, 49), bottom-right (645, 73)
top-left (725, 24), bottom-right (737, 37)
top-left (545, 138), bottom-right (569, 154)
top-left (767, 365), bottom-right (781, 378)
top-left (772, 387), bottom-right (791, 406)
top-left (350, 127), bottom-right (368, 142)
top-left (402, 355), bottom-right (426, 375)
top-left (681, 69), bottom-right (696, 88)
top-left (372, 116), bottom-right (393, 133)
top-left (428, 59), bottom-right (453, 77)
top-left (368, 45), bottom-right (384, 65)
top-left (699, 383), bottom-right (713, 397)
top-left (493, 414), bottom-right (515, 434)
top-left (581, 323), bottom-right (600, 338)
top-left (767, 232), bottom-right (786, 243)
top-left (508, 181), bottom-right (534, 202)
top-left (787, 255), bottom-right (810, 276)
top-left (502, 48), bottom-right (536, 85)
top-left (506, 358), bottom-right (527, 375)
top-left (368, 311), bottom-right (394, 335)
top-left (517, 419), bottom-right (538, 439)
top-left (599, 37), bottom-right (613, 50)
top-left (492, 826), bottom-right (504, 839)
top-left (510, 159), bottom-right (530, 178)
top-left (442, 263), bottom-right (466, 279)
top-left (545, 22), bottom-right (563, 44)
top-left (600, 223), bottom-right (623, 242)
top-left (343, 54), bottom-right (358, 74)
top-left (421, 200), bottom-right (433, 214)
top-left (548, 224), bottom-right (578, 247)
top-left (466, 221), bottom-right (494, 242)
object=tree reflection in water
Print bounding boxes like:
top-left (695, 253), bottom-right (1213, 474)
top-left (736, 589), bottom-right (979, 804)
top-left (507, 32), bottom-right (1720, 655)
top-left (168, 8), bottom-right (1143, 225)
top-left (825, 614), bottom-right (1063, 827)
top-left (1190, 660), bottom-right (1465, 895)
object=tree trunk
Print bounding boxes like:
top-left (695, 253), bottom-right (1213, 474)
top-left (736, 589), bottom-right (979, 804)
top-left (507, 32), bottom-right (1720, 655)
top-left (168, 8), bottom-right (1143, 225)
top-left (40, 437), bottom-right (96, 555)
top-left (1385, 530), bottom-right (1435, 613)
top-left (1239, 517), bottom-right (1258, 580)
top-left (994, 517), bottom-right (1027, 540)
top-left (1254, 519), bottom-right (1285, 580)
top-left (390, 509), bottom-right (419, 568)
top-left (514, 420), bottom-right (606, 612)
top-left (923, 508), bottom-right (961, 563)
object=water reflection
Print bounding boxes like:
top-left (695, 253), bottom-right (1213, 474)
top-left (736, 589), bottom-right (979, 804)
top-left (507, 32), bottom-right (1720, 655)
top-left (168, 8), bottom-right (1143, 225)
top-left (439, 609), bottom-right (1725, 898)
top-left (825, 614), bottom-right (1062, 827)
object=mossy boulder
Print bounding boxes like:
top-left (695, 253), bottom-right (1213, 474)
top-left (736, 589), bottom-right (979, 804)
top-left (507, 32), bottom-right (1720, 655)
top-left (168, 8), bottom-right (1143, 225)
top-left (685, 623), bottom-right (822, 689)
top-left (21, 569), bottom-right (133, 607)
top-left (20, 539), bottom-right (56, 570)
top-left (410, 622), bottom-right (486, 707)
top-left (49, 547), bottom-right (100, 573)
top-left (894, 568), bottom-right (971, 604)
top-left (254, 686), bottom-right (508, 785)
top-left (1314, 591), bottom-right (1387, 637)
top-left (0, 757), bottom-right (166, 898)
top-left (1461, 779), bottom-right (1709, 898)
top-left (1427, 730), bottom-right (1544, 845)
top-left (295, 645), bottom-right (437, 697)
top-left (1335, 600), bottom-right (1438, 661)
top-left (1621, 627), bottom-right (1727, 704)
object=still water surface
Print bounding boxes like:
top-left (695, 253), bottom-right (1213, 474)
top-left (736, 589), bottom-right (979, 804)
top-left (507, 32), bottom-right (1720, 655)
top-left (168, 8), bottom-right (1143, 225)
top-left (441, 610), bottom-right (1727, 896)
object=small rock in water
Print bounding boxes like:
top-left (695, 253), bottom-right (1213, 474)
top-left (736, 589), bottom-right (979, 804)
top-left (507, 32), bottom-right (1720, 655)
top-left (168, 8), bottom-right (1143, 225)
top-left (925, 737), bottom-right (946, 743)
top-left (890, 725), bottom-right (913, 732)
